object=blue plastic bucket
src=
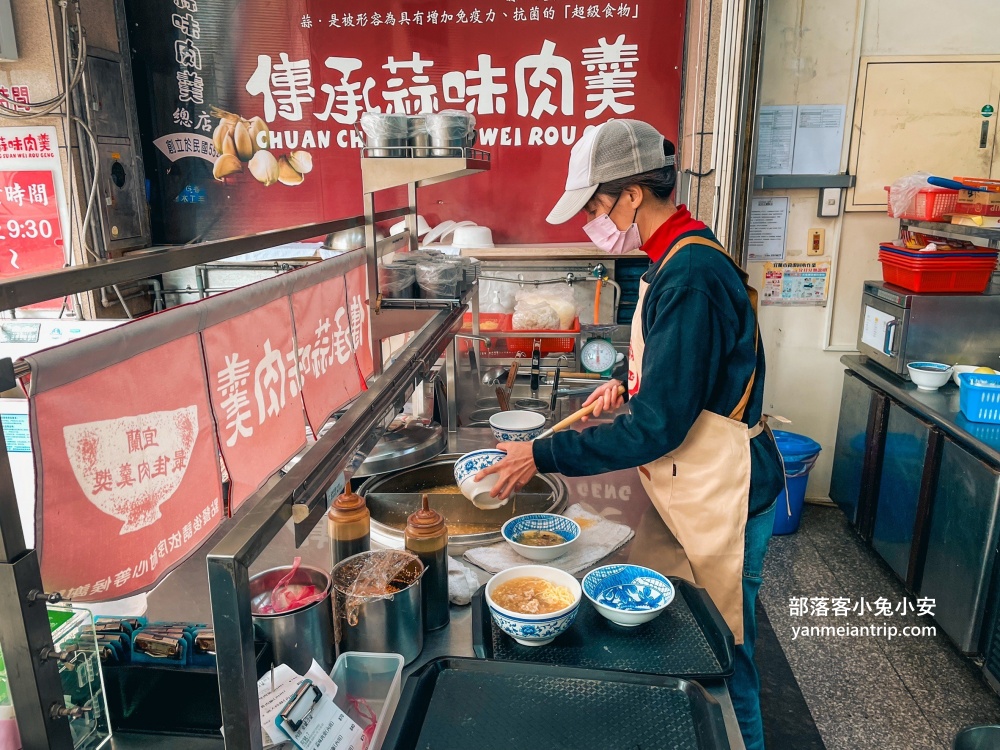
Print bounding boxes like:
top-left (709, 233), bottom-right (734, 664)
top-left (771, 430), bottom-right (822, 535)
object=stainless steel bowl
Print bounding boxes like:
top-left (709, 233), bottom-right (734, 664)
top-left (324, 226), bottom-right (386, 252)
top-left (358, 453), bottom-right (567, 553)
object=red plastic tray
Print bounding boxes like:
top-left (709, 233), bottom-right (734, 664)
top-left (878, 254), bottom-right (995, 293)
top-left (884, 186), bottom-right (957, 222)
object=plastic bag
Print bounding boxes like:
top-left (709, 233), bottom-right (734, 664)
top-left (512, 286), bottom-right (578, 330)
top-left (416, 260), bottom-right (463, 299)
top-left (479, 276), bottom-right (517, 314)
top-left (888, 172), bottom-right (931, 218)
top-left (360, 111), bottom-right (408, 139)
top-left (333, 550), bottom-right (423, 627)
top-left (257, 557), bottom-right (327, 614)
top-left (424, 110), bottom-right (476, 140)
top-left (378, 263), bottom-right (416, 299)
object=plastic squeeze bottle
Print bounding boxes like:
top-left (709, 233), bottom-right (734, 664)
top-left (328, 481), bottom-right (371, 567)
top-left (405, 494), bottom-right (450, 631)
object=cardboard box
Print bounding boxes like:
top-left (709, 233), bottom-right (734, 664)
top-left (956, 189), bottom-right (1000, 217)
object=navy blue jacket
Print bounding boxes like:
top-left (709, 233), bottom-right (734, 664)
top-left (532, 227), bottom-right (784, 517)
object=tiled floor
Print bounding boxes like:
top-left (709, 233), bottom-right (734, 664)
top-left (760, 504), bottom-right (1000, 750)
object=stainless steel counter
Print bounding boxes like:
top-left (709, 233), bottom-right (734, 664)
top-left (842, 355), bottom-right (1000, 464)
top-left (111, 418), bottom-right (746, 750)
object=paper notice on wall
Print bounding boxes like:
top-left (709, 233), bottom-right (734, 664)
top-left (861, 305), bottom-right (894, 351)
top-left (761, 262), bottom-right (831, 306)
top-left (756, 106), bottom-right (797, 175)
top-left (748, 197), bottom-right (789, 261)
top-left (791, 105), bottom-right (845, 175)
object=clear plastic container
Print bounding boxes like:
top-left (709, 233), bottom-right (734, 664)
top-left (330, 651), bottom-right (405, 750)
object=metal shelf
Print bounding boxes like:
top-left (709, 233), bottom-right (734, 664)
top-left (0, 209), bottom-right (410, 311)
top-left (900, 219), bottom-right (1000, 246)
top-left (361, 153), bottom-right (491, 194)
top-left (753, 174), bottom-right (855, 190)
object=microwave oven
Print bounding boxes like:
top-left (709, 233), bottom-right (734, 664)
top-left (857, 281), bottom-right (1000, 378)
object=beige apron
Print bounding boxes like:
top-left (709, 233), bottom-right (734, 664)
top-left (626, 236), bottom-right (762, 645)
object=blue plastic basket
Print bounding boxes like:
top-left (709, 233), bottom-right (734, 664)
top-left (959, 372), bottom-right (1000, 424)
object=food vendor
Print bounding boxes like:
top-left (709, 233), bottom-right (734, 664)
top-left (476, 119), bottom-right (785, 750)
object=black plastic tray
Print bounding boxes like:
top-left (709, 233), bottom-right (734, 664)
top-left (381, 657), bottom-right (729, 750)
top-left (472, 578), bottom-right (735, 680)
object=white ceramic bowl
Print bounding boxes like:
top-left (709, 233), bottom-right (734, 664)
top-left (452, 225), bottom-right (494, 248)
top-left (582, 565), bottom-right (675, 627)
top-left (906, 362), bottom-right (953, 391)
top-left (489, 410), bottom-right (546, 443)
top-left (453, 449), bottom-right (506, 509)
top-left (485, 565), bottom-right (582, 646)
top-left (501, 514), bottom-right (580, 562)
top-left (952, 365), bottom-right (981, 386)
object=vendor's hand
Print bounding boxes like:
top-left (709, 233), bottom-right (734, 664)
top-left (582, 378), bottom-right (625, 421)
top-left (474, 441), bottom-right (537, 500)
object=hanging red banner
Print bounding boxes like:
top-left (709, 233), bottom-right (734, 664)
top-left (345, 264), bottom-right (375, 383)
top-left (202, 296), bottom-right (306, 513)
top-left (290, 274), bottom-right (364, 434)
top-left (30, 335), bottom-right (223, 602)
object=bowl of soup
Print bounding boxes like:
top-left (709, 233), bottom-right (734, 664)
top-left (485, 565), bottom-right (582, 646)
top-left (501, 513), bottom-right (580, 562)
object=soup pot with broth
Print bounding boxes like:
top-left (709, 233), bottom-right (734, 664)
top-left (357, 454), bottom-right (567, 553)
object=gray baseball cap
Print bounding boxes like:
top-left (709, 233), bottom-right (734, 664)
top-left (546, 119), bottom-right (675, 225)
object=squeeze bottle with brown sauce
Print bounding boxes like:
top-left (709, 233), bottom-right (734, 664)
top-left (405, 494), bottom-right (450, 631)
top-left (328, 481), bottom-right (370, 566)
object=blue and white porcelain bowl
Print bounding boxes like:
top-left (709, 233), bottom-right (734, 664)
top-left (489, 410), bottom-right (546, 443)
top-left (582, 565), bottom-right (675, 627)
top-left (501, 513), bottom-right (581, 562)
top-left (453, 449), bottom-right (507, 509)
top-left (485, 565), bottom-right (582, 647)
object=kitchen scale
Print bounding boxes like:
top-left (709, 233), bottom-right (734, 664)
top-left (578, 324), bottom-right (620, 377)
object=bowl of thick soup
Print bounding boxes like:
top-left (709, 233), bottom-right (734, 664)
top-left (501, 513), bottom-right (580, 561)
top-left (485, 565), bottom-right (581, 646)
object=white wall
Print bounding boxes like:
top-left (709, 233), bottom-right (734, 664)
top-left (755, 0), bottom-right (996, 499)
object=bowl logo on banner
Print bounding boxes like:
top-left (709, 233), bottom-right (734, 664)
top-left (62, 407), bottom-right (199, 534)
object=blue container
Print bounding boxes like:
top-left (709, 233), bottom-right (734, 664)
top-left (771, 430), bottom-right (822, 535)
top-left (958, 372), bottom-right (1000, 425)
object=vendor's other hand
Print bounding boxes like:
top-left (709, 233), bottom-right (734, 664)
top-left (474, 441), bottom-right (537, 500)
top-left (582, 378), bottom-right (624, 420)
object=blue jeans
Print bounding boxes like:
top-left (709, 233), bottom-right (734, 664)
top-left (727, 497), bottom-right (777, 750)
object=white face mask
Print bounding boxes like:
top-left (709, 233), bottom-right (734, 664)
top-left (582, 196), bottom-right (642, 255)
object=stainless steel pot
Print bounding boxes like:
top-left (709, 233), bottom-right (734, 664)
top-left (324, 225), bottom-right (386, 252)
top-left (332, 550), bottom-right (424, 664)
top-left (358, 454), bottom-right (568, 553)
top-left (250, 565), bottom-right (334, 674)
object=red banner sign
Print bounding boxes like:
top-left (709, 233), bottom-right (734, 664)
top-left (290, 275), bottom-right (364, 433)
top-left (202, 297), bottom-right (307, 512)
top-left (129, 0), bottom-right (685, 245)
top-left (31, 336), bottom-right (223, 601)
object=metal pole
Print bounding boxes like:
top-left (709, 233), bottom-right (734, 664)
top-left (0, 416), bottom-right (74, 749)
top-left (406, 182), bottom-right (419, 254)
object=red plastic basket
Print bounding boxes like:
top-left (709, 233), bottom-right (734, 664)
top-left (884, 186), bottom-right (958, 222)
top-left (878, 253), bottom-right (996, 293)
top-left (506, 317), bottom-right (580, 356)
top-left (458, 312), bottom-right (510, 352)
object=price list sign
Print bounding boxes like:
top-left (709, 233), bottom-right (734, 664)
top-left (0, 170), bottom-right (64, 278)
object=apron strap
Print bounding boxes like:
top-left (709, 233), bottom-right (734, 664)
top-left (654, 234), bottom-right (760, 424)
